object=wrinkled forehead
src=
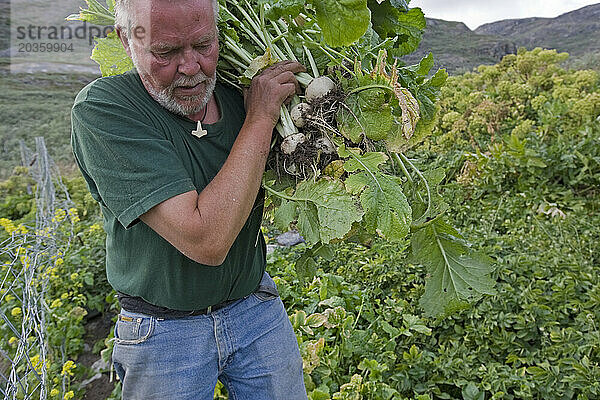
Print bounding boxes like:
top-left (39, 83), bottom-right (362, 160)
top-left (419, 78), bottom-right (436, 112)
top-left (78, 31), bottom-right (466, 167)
top-left (126, 0), bottom-right (216, 41)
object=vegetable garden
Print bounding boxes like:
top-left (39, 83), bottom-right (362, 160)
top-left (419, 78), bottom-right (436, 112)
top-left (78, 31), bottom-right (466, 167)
top-left (0, 0), bottom-right (599, 398)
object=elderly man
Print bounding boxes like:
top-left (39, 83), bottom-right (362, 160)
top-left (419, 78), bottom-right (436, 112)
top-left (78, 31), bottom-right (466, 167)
top-left (70, 0), bottom-right (307, 398)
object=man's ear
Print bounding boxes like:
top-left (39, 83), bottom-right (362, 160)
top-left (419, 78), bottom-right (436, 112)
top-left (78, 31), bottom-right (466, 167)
top-left (115, 27), bottom-right (133, 59)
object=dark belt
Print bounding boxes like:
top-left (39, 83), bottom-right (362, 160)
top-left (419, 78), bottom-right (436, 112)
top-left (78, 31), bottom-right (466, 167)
top-left (184, 298), bottom-right (239, 316)
top-left (117, 284), bottom-right (278, 319)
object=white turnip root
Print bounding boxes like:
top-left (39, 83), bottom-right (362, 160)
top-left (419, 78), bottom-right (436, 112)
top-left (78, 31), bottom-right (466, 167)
top-left (290, 102), bottom-right (312, 128)
top-left (305, 76), bottom-right (336, 102)
top-left (315, 137), bottom-right (336, 154)
top-left (281, 133), bottom-right (307, 155)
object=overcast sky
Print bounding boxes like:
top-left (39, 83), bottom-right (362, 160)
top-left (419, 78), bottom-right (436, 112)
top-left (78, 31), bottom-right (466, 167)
top-left (409, 0), bottom-right (600, 30)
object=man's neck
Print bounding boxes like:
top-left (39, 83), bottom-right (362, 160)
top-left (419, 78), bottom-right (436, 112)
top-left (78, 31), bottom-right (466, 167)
top-left (188, 94), bottom-right (219, 123)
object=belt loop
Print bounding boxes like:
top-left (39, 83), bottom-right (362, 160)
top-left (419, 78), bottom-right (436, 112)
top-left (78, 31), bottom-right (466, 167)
top-left (207, 305), bottom-right (212, 314)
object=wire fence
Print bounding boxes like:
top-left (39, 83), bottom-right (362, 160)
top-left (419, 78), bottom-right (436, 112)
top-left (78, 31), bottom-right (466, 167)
top-left (1, 138), bottom-right (75, 400)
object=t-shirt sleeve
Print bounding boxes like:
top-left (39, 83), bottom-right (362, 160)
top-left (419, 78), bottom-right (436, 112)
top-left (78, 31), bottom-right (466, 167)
top-left (71, 85), bottom-right (196, 229)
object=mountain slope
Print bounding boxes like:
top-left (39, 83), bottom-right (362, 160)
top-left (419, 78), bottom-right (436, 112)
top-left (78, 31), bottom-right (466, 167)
top-left (401, 18), bottom-right (517, 74)
top-left (475, 3), bottom-right (600, 57)
top-left (403, 3), bottom-right (600, 74)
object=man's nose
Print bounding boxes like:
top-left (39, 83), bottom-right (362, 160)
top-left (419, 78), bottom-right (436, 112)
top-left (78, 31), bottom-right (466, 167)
top-left (178, 48), bottom-right (201, 76)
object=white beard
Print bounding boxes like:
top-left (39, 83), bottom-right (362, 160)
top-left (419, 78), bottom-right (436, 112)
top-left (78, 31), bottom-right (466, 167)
top-left (130, 46), bottom-right (216, 116)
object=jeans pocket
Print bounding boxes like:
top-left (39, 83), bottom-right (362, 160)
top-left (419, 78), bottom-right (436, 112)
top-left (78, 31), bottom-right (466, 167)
top-left (114, 313), bottom-right (155, 345)
top-left (252, 290), bottom-right (279, 302)
top-left (252, 272), bottom-right (280, 302)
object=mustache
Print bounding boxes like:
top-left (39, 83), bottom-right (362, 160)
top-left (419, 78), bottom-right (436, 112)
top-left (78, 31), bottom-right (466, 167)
top-left (171, 73), bottom-right (208, 89)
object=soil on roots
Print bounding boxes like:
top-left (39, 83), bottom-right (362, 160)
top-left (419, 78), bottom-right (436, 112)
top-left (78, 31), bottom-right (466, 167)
top-left (269, 87), bottom-right (376, 180)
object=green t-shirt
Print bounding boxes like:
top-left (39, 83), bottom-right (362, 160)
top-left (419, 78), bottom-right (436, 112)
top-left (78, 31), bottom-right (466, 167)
top-left (71, 71), bottom-right (266, 311)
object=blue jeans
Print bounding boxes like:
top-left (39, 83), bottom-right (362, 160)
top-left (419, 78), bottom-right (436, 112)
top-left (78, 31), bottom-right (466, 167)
top-left (112, 272), bottom-right (307, 400)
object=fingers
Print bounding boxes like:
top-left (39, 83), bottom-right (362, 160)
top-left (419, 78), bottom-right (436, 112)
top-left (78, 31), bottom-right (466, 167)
top-left (245, 60), bottom-right (306, 126)
top-left (262, 60), bottom-right (306, 77)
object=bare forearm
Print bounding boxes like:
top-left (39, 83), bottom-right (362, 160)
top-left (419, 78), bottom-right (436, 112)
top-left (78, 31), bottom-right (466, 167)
top-left (193, 118), bottom-right (273, 259)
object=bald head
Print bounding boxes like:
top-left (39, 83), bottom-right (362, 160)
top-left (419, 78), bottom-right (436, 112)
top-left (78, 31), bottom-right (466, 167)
top-left (114, 0), bottom-right (219, 38)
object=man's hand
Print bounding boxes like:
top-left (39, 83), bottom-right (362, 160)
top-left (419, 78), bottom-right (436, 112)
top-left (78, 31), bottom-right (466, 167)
top-left (244, 61), bottom-right (306, 128)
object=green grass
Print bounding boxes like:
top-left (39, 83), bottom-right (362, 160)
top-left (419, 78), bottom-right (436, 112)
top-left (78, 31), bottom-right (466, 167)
top-left (0, 70), bottom-right (98, 179)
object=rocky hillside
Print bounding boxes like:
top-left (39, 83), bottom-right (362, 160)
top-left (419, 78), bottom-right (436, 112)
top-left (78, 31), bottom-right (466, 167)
top-left (401, 18), bottom-right (518, 74)
top-left (403, 3), bottom-right (600, 74)
top-left (475, 3), bottom-right (600, 57)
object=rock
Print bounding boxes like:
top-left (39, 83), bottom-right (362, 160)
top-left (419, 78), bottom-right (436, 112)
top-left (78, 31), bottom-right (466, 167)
top-left (266, 244), bottom-right (279, 255)
top-left (276, 230), bottom-right (305, 247)
top-left (91, 357), bottom-right (109, 373)
top-left (80, 373), bottom-right (103, 389)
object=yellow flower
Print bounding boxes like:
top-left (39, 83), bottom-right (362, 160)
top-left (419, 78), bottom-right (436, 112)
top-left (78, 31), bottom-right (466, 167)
top-left (54, 258), bottom-right (64, 266)
top-left (61, 360), bottom-right (76, 377)
top-left (20, 255), bottom-right (30, 267)
top-left (30, 354), bottom-right (40, 368)
top-left (52, 209), bottom-right (66, 223)
top-left (8, 336), bottom-right (18, 346)
top-left (68, 208), bottom-right (80, 223)
top-left (50, 299), bottom-right (63, 308)
top-left (0, 218), bottom-right (17, 234)
top-left (50, 388), bottom-right (59, 397)
top-left (11, 307), bottom-right (22, 317)
top-left (5, 294), bottom-right (15, 302)
top-left (61, 292), bottom-right (69, 299)
top-left (89, 223), bottom-right (103, 233)
top-left (70, 272), bottom-right (79, 281)
top-left (64, 390), bottom-right (74, 400)
top-left (28, 354), bottom-right (47, 373)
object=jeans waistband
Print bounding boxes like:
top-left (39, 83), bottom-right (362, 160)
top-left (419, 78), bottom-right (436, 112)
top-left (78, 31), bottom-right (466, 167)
top-left (117, 284), bottom-right (278, 319)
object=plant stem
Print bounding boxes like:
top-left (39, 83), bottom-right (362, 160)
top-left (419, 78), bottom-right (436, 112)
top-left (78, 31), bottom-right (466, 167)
top-left (347, 84), bottom-right (394, 97)
top-left (263, 181), bottom-right (312, 203)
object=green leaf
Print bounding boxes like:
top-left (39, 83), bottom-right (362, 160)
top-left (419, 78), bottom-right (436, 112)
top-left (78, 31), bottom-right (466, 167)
top-left (427, 68), bottom-right (448, 88)
top-left (403, 314), bottom-right (431, 335)
top-left (416, 53), bottom-right (434, 76)
top-left (412, 219), bottom-right (497, 317)
top-left (294, 179), bottom-right (363, 244)
top-left (359, 172), bottom-right (411, 240)
top-left (273, 199), bottom-right (297, 231)
top-left (337, 88), bottom-right (395, 142)
top-left (66, 0), bottom-right (115, 26)
top-left (309, 389), bottom-right (330, 400)
top-left (344, 172), bottom-right (370, 195)
top-left (296, 252), bottom-right (318, 283)
top-left (343, 151), bottom-right (388, 172)
top-left (462, 383), bottom-right (484, 400)
top-left (367, 0), bottom-right (402, 40)
top-left (311, 0), bottom-right (371, 47)
top-left (91, 31), bottom-right (134, 76)
top-left (312, 243), bottom-right (335, 260)
top-left (393, 8), bottom-right (426, 56)
top-left (305, 312), bottom-right (328, 327)
top-left (263, 0), bottom-right (306, 20)
top-left (297, 201), bottom-right (321, 244)
top-left (341, 150), bottom-right (411, 240)
top-left (380, 320), bottom-right (399, 336)
top-left (390, 0), bottom-right (408, 10)
top-left (367, 1), bottom-right (425, 55)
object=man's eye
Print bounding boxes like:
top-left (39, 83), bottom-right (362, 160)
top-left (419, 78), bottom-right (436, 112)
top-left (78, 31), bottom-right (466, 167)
top-left (194, 43), bottom-right (212, 52)
top-left (155, 50), bottom-right (174, 59)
